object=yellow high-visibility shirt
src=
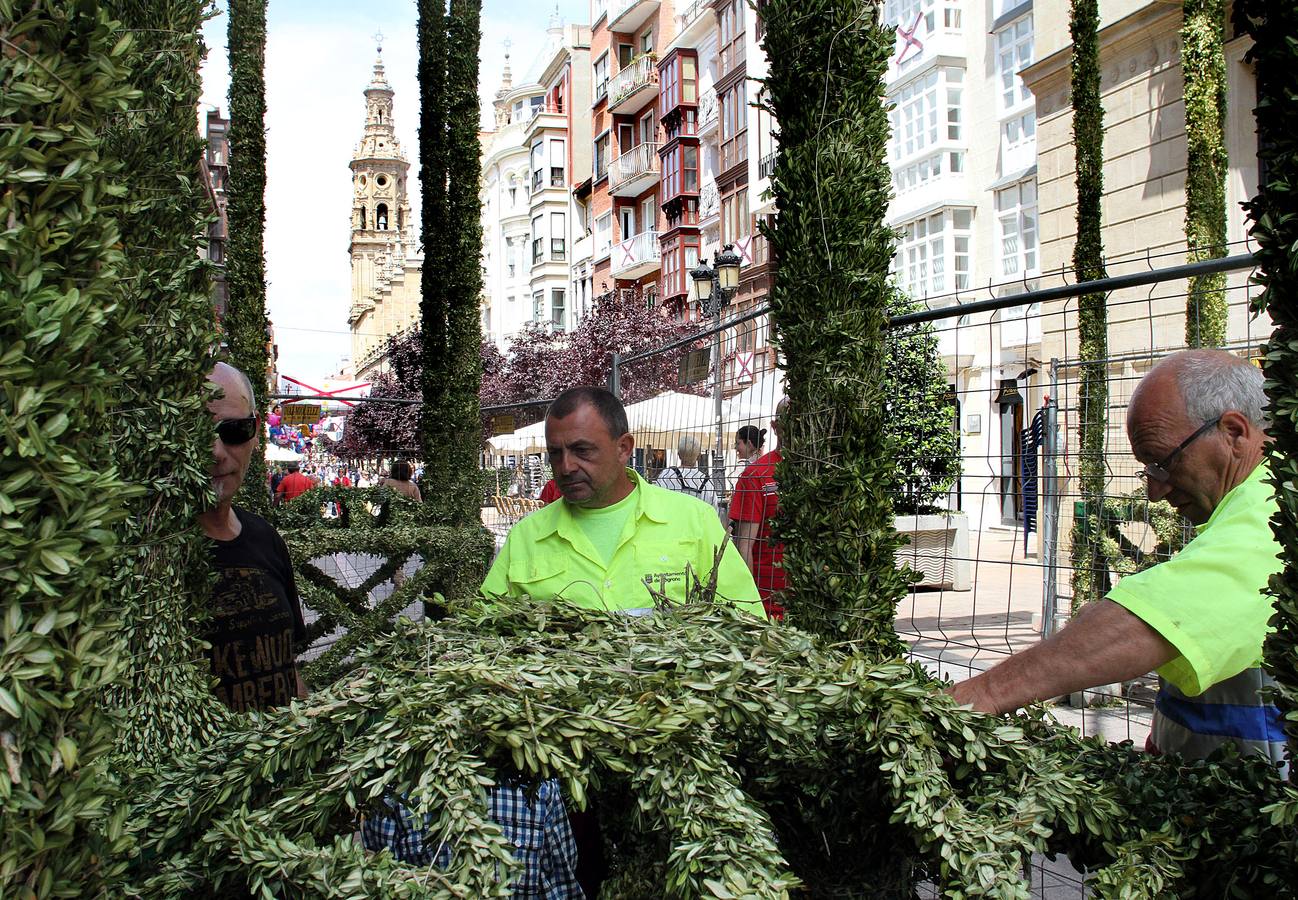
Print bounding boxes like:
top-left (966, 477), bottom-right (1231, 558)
top-left (482, 469), bottom-right (764, 616)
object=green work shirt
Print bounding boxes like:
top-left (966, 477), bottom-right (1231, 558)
top-left (1108, 463), bottom-right (1282, 696)
top-left (482, 469), bottom-right (764, 616)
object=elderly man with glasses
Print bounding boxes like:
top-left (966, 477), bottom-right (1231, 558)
top-left (951, 349), bottom-right (1286, 765)
top-left (199, 362), bottom-right (307, 711)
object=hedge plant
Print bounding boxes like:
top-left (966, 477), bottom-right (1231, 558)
top-left (98, 0), bottom-right (233, 773)
top-left (0, 5), bottom-right (143, 893)
top-left (1182, 0), bottom-right (1229, 348)
top-left (1068, 0), bottom-right (1112, 615)
top-left (271, 486), bottom-right (492, 687)
top-left (1238, 0), bottom-right (1298, 773)
top-left (418, 0), bottom-right (484, 527)
top-left (759, 0), bottom-right (910, 657)
top-left (225, 0), bottom-right (271, 513)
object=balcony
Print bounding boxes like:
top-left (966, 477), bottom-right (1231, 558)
top-left (697, 88), bottom-right (718, 136)
top-left (608, 0), bottom-right (660, 35)
top-left (611, 230), bottom-right (661, 280)
top-left (758, 150), bottom-right (777, 181)
top-left (609, 142), bottom-right (661, 197)
top-left (609, 55), bottom-right (659, 115)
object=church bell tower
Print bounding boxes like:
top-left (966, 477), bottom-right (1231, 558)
top-left (348, 38), bottom-right (413, 362)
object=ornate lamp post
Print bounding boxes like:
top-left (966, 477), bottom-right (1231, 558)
top-left (690, 244), bottom-right (743, 502)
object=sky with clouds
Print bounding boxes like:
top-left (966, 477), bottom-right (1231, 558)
top-left (200, 0), bottom-right (586, 383)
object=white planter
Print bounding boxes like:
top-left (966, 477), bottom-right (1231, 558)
top-left (894, 513), bottom-right (971, 591)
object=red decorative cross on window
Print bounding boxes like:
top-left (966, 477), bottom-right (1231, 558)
top-left (896, 12), bottom-right (924, 64)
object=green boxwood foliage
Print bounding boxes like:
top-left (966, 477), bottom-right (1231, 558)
top-left (271, 486), bottom-right (492, 686)
top-left (1, 2), bottom-right (146, 892)
top-left (1182, 0), bottom-right (1229, 348)
top-left (98, 0), bottom-right (233, 771)
top-left (1238, 0), bottom-right (1298, 773)
top-left (759, 0), bottom-right (910, 657)
top-left (225, 0), bottom-right (271, 513)
top-left (1069, 0), bottom-right (1112, 615)
top-left (417, 0), bottom-right (484, 527)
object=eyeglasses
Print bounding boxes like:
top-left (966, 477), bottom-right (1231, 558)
top-left (1139, 415), bottom-right (1222, 483)
top-left (215, 416), bottom-right (258, 446)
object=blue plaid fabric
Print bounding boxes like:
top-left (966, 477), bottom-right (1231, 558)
top-left (361, 779), bottom-right (584, 898)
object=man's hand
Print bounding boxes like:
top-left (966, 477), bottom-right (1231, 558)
top-left (947, 677), bottom-right (998, 714)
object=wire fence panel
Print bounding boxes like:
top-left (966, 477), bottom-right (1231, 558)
top-left (474, 246), bottom-right (1264, 897)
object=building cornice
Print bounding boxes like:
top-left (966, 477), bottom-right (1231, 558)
top-left (1021, 1), bottom-right (1181, 96)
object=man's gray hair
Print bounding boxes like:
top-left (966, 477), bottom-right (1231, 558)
top-left (1176, 351), bottom-right (1266, 426)
top-left (677, 435), bottom-right (700, 460)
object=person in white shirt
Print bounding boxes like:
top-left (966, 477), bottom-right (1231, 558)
top-left (654, 435), bottom-right (718, 511)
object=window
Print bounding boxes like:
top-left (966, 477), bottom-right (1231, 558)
top-left (661, 143), bottom-right (700, 203)
top-left (661, 236), bottom-right (701, 299)
top-left (996, 15), bottom-right (1034, 113)
top-left (996, 180), bottom-right (1038, 276)
top-left (533, 291), bottom-right (544, 322)
top-left (618, 44), bottom-right (634, 69)
top-left (549, 138), bottom-right (565, 186)
top-left (888, 67), bottom-right (965, 195)
top-left (358, 205), bottom-right (366, 229)
top-left (593, 53), bottom-right (609, 101)
top-left (551, 289), bottom-right (567, 330)
top-left (531, 142), bottom-right (544, 192)
top-left (594, 132), bottom-right (610, 180)
top-left (532, 215), bottom-right (543, 264)
top-left (720, 83), bottom-right (748, 172)
top-left (640, 30), bottom-right (653, 55)
top-left (551, 212), bottom-right (566, 260)
top-left (481, 305), bottom-right (491, 332)
top-left (660, 52), bottom-right (698, 121)
top-left (594, 212), bottom-right (613, 259)
top-left (1001, 109), bottom-right (1035, 153)
top-left (718, 0), bottom-right (746, 72)
top-left (892, 208), bottom-right (973, 299)
top-left (721, 187), bottom-right (749, 244)
top-left (376, 203), bottom-right (388, 230)
top-left (682, 56), bottom-right (697, 104)
top-left (506, 236), bottom-right (517, 278)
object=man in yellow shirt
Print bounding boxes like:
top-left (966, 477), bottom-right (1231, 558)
top-left (952, 350), bottom-right (1285, 764)
top-left (483, 386), bottom-right (763, 617)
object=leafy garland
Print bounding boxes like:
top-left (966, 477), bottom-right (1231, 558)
top-left (759, 0), bottom-right (910, 657)
top-left (225, 0), bottom-right (271, 513)
top-left (416, 0), bottom-right (485, 527)
top-left (1182, 0), bottom-right (1229, 348)
top-left (272, 487), bottom-right (492, 686)
top-left (1093, 492), bottom-right (1193, 579)
top-left (1238, 0), bottom-right (1298, 775)
top-left (0, 4), bottom-right (142, 893)
top-left (1068, 0), bottom-right (1112, 615)
top-left (97, 0), bottom-right (233, 775)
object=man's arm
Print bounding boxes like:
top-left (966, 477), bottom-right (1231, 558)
top-left (949, 599), bottom-right (1177, 714)
top-left (481, 535), bottom-right (515, 598)
top-left (731, 518), bottom-right (760, 573)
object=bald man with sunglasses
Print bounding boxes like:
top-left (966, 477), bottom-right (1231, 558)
top-left (199, 362), bottom-right (308, 711)
top-left (951, 350), bottom-right (1286, 765)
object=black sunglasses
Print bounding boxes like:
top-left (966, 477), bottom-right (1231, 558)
top-left (215, 416), bottom-right (258, 446)
top-left (1139, 415), bottom-right (1222, 484)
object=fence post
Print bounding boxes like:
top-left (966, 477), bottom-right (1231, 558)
top-left (609, 352), bottom-right (621, 399)
top-left (1042, 359), bottom-right (1062, 636)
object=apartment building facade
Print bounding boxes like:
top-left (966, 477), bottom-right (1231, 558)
top-left (876, 0), bottom-right (1043, 530)
top-left (480, 19), bottom-right (593, 349)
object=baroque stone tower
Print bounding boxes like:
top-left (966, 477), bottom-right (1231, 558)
top-left (348, 42), bottom-right (419, 373)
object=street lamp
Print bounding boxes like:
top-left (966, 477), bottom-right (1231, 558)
top-left (689, 244), bottom-right (743, 502)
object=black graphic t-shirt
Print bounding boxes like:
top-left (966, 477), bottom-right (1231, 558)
top-left (206, 508), bottom-right (306, 712)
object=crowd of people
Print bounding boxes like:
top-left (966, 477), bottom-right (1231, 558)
top-left (199, 349), bottom-right (1286, 896)
top-left (267, 459), bottom-right (424, 504)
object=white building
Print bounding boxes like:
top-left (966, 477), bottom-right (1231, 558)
top-left (480, 17), bottom-right (592, 350)
top-left (882, 0), bottom-right (1040, 531)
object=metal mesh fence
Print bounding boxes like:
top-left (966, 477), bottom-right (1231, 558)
top-left (477, 242), bottom-right (1263, 897)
